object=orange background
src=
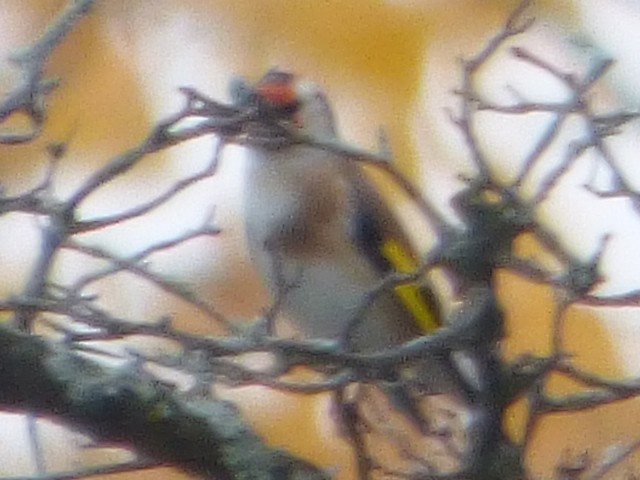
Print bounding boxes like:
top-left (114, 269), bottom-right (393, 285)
top-left (1, 1), bottom-right (639, 479)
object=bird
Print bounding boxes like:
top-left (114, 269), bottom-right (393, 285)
top-left (241, 69), bottom-right (472, 431)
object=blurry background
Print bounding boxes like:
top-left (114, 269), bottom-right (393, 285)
top-left (2, 1), bottom-right (640, 478)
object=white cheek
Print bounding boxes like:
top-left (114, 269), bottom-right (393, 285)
top-left (294, 87), bottom-right (337, 138)
top-left (295, 80), bottom-right (323, 101)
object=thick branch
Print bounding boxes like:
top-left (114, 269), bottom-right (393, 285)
top-left (0, 324), bottom-right (328, 480)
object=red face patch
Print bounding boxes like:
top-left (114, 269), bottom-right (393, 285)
top-left (256, 80), bottom-right (297, 109)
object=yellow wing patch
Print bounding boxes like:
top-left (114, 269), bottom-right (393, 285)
top-left (380, 239), bottom-right (439, 333)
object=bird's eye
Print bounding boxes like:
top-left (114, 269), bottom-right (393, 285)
top-left (257, 96), bottom-right (300, 122)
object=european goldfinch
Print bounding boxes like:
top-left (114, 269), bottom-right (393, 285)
top-left (242, 70), bottom-right (470, 428)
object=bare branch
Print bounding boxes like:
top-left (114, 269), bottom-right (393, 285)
top-left (0, 0), bottom-right (96, 143)
top-left (0, 323), bottom-right (329, 480)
